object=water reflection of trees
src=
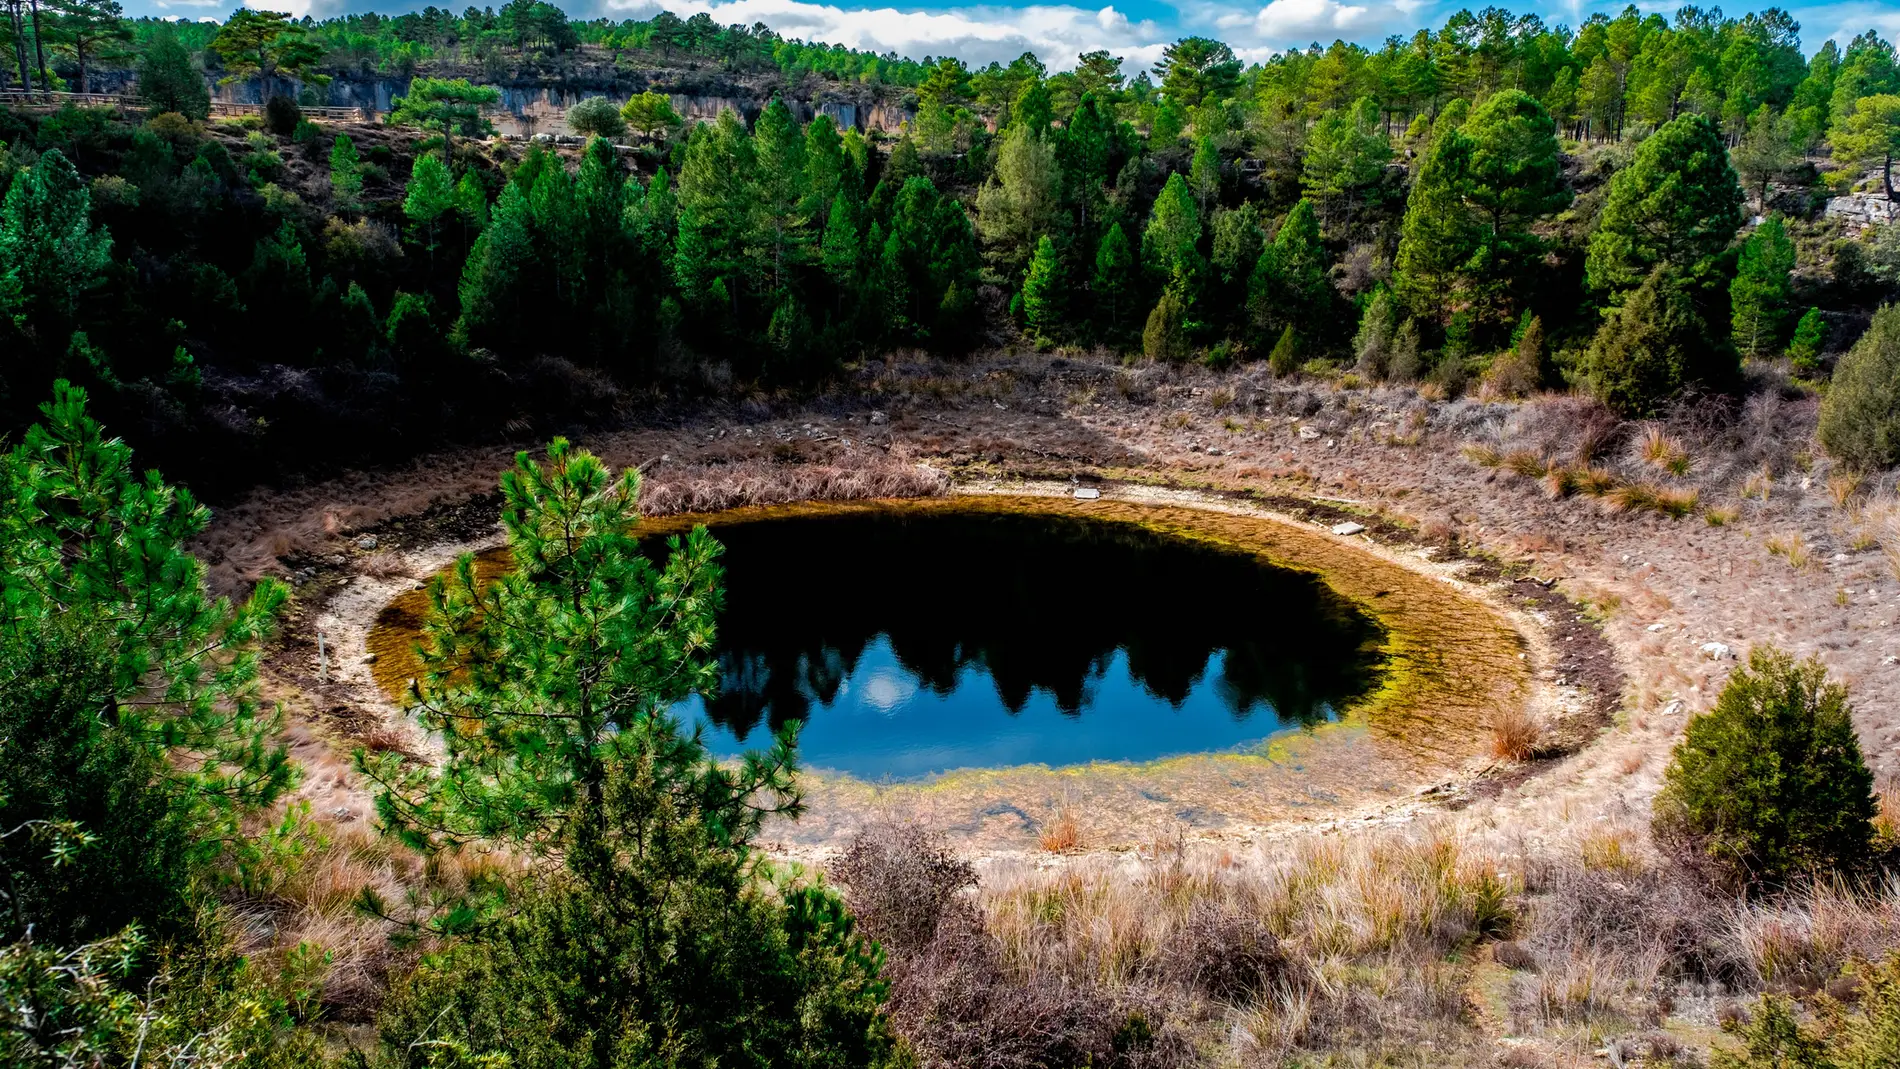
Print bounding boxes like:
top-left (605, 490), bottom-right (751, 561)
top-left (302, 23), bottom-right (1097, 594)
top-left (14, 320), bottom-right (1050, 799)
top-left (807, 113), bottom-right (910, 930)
top-left (668, 511), bottom-right (1386, 744)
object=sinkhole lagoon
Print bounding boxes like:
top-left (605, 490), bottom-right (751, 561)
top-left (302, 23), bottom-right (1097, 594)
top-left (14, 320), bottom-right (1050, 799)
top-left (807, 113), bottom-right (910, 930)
top-left (659, 505), bottom-right (1388, 779)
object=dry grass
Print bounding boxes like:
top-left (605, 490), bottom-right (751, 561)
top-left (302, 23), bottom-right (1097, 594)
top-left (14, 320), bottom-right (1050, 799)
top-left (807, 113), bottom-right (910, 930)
top-left (1638, 426), bottom-right (1693, 477)
top-left (1607, 482), bottom-right (1699, 519)
top-left (1502, 449), bottom-right (1550, 479)
top-left (1863, 495), bottom-right (1900, 582)
top-left (1743, 463), bottom-right (1775, 501)
top-left (638, 457), bottom-right (948, 516)
top-left (1828, 471), bottom-right (1864, 508)
top-left (1766, 532), bottom-right (1812, 570)
top-left (1490, 705), bottom-right (1543, 762)
top-left (1038, 808), bottom-right (1083, 853)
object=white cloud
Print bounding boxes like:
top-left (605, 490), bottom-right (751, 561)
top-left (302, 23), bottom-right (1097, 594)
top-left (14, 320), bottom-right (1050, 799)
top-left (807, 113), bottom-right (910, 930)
top-left (604, 0), bottom-right (1170, 69)
top-left (1254, 0), bottom-right (1371, 39)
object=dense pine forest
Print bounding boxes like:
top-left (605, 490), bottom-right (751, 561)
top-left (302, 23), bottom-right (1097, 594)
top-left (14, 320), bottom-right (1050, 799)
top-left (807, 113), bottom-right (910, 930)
top-left (8, 4), bottom-right (1900, 1067)
top-left (4, 3), bottom-right (1899, 491)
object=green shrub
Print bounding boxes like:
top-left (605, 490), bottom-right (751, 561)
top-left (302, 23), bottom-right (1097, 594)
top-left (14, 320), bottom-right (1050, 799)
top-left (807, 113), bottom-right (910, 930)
top-left (1142, 288), bottom-right (1188, 362)
top-left (1819, 304), bottom-right (1900, 471)
top-left (0, 384), bottom-right (295, 945)
top-left (1653, 647), bottom-right (1877, 888)
top-left (1, 920), bottom-right (326, 1069)
top-left (1267, 323), bottom-right (1298, 376)
top-left (1582, 267), bottom-right (1734, 417)
top-left (371, 756), bottom-right (910, 1069)
top-left (1788, 307), bottom-right (1826, 374)
top-left (566, 95), bottom-right (627, 141)
top-left (263, 95), bottom-right (302, 138)
top-left (1713, 953), bottom-right (1900, 1068)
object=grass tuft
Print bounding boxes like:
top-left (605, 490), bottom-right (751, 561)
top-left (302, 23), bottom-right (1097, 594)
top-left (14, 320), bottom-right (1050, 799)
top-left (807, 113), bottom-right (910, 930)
top-left (1490, 706), bottom-right (1542, 762)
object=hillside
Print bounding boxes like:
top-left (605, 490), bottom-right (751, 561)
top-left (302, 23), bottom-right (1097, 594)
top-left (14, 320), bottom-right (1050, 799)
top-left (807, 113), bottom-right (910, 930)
top-left (5, 5), bottom-right (1900, 1068)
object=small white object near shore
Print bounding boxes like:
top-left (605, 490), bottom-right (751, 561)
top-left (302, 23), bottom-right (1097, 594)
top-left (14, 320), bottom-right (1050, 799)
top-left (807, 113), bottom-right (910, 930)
top-left (1330, 521), bottom-right (1367, 536)
top-left (1073, 487), bottom-right (1101, 500)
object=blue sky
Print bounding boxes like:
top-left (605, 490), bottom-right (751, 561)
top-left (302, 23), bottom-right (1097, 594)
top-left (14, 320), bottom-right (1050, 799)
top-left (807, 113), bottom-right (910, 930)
top-left (135, 0), bottom-right (1899, 71)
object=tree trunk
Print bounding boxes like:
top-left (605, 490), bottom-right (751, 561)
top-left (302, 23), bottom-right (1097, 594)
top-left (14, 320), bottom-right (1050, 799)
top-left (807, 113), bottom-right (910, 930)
top-left (1887, 153), bottom-right (1896, 204)
top-left (9, 1), bottom-right (32, 91)
top-left (29, 0), bottom-right (46, 90)
top-left (75, 41), bottom-right (86, 95)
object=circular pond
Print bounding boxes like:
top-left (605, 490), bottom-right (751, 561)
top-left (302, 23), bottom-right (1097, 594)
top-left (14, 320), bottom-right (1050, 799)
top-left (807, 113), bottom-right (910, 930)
top-left (666, 506), bottom-right (1386, 778)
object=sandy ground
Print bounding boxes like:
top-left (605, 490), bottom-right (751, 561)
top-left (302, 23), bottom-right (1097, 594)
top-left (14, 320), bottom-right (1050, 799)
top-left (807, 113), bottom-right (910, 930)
top-left (201, 352), bottom-right (1897, 867)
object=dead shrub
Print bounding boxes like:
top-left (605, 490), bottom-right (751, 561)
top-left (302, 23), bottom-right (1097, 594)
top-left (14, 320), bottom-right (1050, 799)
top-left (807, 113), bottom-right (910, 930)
top-left (1150, 899), bottom-right (1290, 1003)
top-left (358, 550), bottom-right (411, 579)
top-left (831, 822), bottom-right (977, 953)
top-left (1494, 941), bottom-right (1538, 971)
top-left (1520, 853), bottom-right (1734, 986)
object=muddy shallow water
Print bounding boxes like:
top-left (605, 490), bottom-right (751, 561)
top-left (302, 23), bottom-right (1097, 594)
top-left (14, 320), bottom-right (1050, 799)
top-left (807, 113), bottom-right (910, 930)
top-left (368, 495), bottom-right (1531, 851)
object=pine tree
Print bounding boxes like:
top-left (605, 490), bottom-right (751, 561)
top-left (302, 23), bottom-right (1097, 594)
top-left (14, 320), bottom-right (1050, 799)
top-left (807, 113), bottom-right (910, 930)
top-left (360, 438), bottom-right (789, 863)
top-left (402, 153), bottom-right (456, 265)
top-left (673, 112), bottom-right (761, 315)
top-left (1587, 113), bottom-right (1746, 294)
top-left (1092, 222), bottom-right (1135, 330)
top-left (135, 24), bottom-right (209, 120)
top-left (1142, 172), bottom-right (1202, 287)
top-left (1788, 306), bottom-right (1826, 372)
top-left (1248, 198), bottom-right (1327, 342)
top-left (0, 148), bottom-right (111, 375)
top-left (1020, 233), bottom-right (1063, 342)
top-left (1188, 134), bottom-right (1220, 213)
top-left (975, 123), bottom-right (1063, 279)
top-left (453, 172), bottom-right (488, 233)
top-left (1352, 286), bottom-right (1398, 378)
top-left (359, 441), bottom-right (906, 1068)
top-left (456, 180), bottom-right (534, 349)
top-left (1300, 95), bottom-right (1390, 234)
top-left (1730, 216), bottom-right (1796, 359)
top-left (328, 135), bottom-right (362, 210)
top-left (0, 381), bottom-right (295, 943)
top-left (820, 192), bottom-right (860, 288)
top-left (1394, 121), bottom-right (1479, 314)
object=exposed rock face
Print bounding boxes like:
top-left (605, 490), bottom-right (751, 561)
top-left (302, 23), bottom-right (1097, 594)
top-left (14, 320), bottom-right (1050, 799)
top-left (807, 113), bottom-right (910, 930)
top-left (1825, 191), bottom-right (1900, 235)
top-left (207, 73), bottom-right (912, 138)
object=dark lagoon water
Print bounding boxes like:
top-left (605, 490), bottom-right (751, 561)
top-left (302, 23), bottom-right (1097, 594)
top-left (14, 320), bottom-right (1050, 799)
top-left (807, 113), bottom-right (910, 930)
top-left (661, 506), bottom-right (1387, 779)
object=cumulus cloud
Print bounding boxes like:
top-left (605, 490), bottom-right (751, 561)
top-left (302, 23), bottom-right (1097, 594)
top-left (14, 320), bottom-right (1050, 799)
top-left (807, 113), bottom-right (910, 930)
top-left (603, 0), bottom-right (1170, 69)
top-left (1254, 0), bottom-right (1371, 39)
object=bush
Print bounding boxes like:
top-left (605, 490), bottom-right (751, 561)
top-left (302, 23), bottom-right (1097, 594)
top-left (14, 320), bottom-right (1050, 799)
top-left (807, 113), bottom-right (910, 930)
top-left (1713, 955), bottom-right (1900, 1068)
top-left (1653, 647), bottom-right (1878, 889)
top-left (372, 757), bottom-right (909, 1069)
top-left (1819, 304), bottom-right (1900, 471)
top-left (1583, 267), bottom-right (1735, 417)
top-left (1142, 288), bottom-right (1188, 362)
top-left (264, 95), bottom-right (301, 137)
top-left (566, 95), bottom-right (627, 141)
